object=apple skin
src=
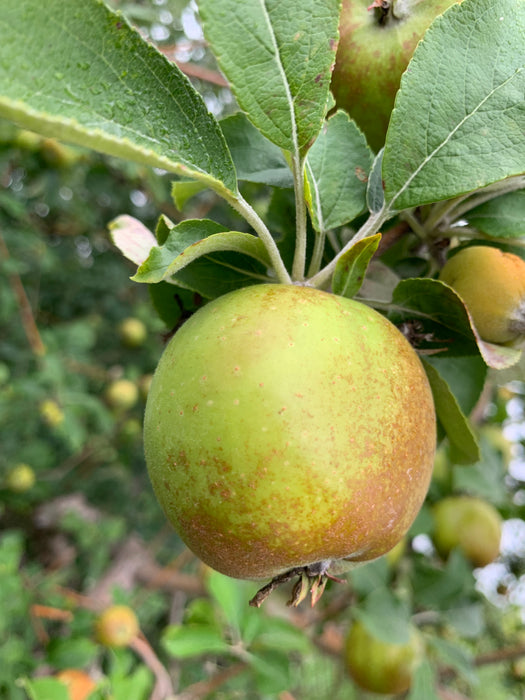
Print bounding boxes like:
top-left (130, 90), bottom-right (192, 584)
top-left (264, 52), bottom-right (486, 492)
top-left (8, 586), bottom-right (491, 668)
top-left (105, 379), bottom-right (139, 411)
top-left (95, 605), bottom-right (139, 647)
top-left (344, 619), bottom-right (423, 694)
top-left (439, 246), bottom-right (525, 345)
top-left (331, 0), bottom-right (462, 152)
top-left (432, 495), bottom-right (502, 567)
top-left (119, 317), bottom-right (147, 348)
top-left (144, 284), bottom-right (436, 581)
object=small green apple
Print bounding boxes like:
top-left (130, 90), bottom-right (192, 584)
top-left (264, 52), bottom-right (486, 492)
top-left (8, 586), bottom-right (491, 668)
top-left (105, 379), bottom-right (139, 411)
top-left (39, 398), bottom-right (64, 428)
top-left (344, 619), bottom-right (424, 694)
top-left (439, 246), bottom-right (525, 345)
top-left (6, 463), bottom-right (36, 492)
top-left (144, 284), bottom-right (436, 596)
top-left (331, 0), bottom-right (462, 151)
top-left (432, 495), bottom-right (502, 567)
top-left (118, 317), bottom-right (147, 348)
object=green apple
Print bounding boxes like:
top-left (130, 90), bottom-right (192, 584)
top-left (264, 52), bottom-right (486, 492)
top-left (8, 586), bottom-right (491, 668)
top-left (144, 284), bottom-right (436, 592)
top-left (118, 317), bottom-right (147, 348)
top-left (105, 379), bottom-right (139, 411)
top-left (432, 495), bottom-right (502, 567)
top-left (39, 398), bottom-right (64, 428)
top-left (344, 619), bottom-right (424, 694)
top-left (439, 246), bottom-right (525, 345)
top-left (6, 463), bottom-right (36, 492)
top-left (331, 0), bottom-right (462, 151)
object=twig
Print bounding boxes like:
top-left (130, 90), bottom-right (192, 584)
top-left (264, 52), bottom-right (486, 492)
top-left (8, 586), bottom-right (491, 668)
top-left (131, 635), bottom-right (175, 700)
top-left (173, 663), bottom-right (247, 700)
top-left (0, 229), bottom-right (45, 356)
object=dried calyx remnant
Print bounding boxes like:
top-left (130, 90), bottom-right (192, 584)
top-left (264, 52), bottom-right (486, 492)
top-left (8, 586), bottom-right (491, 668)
top-left (249, 560), bottom-right (346, 608)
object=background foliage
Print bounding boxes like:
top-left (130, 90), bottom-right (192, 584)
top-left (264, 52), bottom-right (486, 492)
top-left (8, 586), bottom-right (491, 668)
top-left (1, 1), bottom-right (525, 699)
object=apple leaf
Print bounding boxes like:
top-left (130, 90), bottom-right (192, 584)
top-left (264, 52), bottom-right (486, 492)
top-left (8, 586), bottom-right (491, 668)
top-left (424, 355), bottom-right (487, 419)
top-left (354, 587), bottom-right (412, 645)
top-left (197, 0), bottom-right (340, 156)
top-left (171, 181), bottom-right (209, 211)
top-left (0, 0), bottom-right (238, 195)
top-left (388, 278), bottom-right (520, 370)
top-left (109, 215), bottom-right (158, 266)
top-left (332, 234), bottom-right (381, 299)
top-left (132, 220), bottom-right (272, 283)
top-left (220, 114), bottom-right (294, 188)
top-left (367, 149), bottom-right (385, 214)
top-left (383, 0), bottom-right (525, 210)
top-left (406, 662), bottom-right (441, 700)
top-left (465, 190), bottom-right (525, 238)
top-left (305, 111), bottom-right (373, 232)
top-left (422, 359), bottom-right (480, 465)
top-left (162, 624), bottom-right (231, 658)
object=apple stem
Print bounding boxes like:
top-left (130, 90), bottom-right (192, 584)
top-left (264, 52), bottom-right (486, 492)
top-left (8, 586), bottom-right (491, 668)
top-left (308, 204), bottom-right (391, 289)
top-left (291, 153), bottom-right (308, 282)
top-left (228, 193), bottom-right (292, 285)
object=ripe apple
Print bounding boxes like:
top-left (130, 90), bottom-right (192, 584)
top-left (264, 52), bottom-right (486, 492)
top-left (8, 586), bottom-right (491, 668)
top-left (144, 284), bottom-right (436, 599)
top-left (432, 495), bottom-right (502, 567)
top-left (95, 604), bottom-right (139, 647)
top-left (118, 317), bottom-right (147, 348)
top-left (105, 379), bottom-right (139, 411)
top-left (331, 0), bottom-right (462, 151)
top-left (55, 669), bottom-right (96, 700)
top-left (439, 246), bottom-right (525, 345)
top-left (344, 619), bottom-right (424, 694)
top-left (6, 463), bottom-right (35, 492)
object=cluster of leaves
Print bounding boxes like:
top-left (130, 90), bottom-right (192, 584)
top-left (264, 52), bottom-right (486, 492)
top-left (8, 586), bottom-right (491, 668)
top-left (0, 0), bottom-right (525, 698)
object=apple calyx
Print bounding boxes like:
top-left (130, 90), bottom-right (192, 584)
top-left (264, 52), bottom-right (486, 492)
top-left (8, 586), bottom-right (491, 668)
top-left (249, 560), bottom-right (346, 608)
top-left (367, 0), bottom-right (419, 23)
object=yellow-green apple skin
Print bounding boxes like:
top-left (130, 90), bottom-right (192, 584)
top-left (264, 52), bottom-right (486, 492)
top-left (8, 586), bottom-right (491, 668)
top-left (6, 463), bottom-right (36, 492)
top-left (144, 284), bottom-right (436, 581)
top-left (344, 619), bottom-right (423, 694)
top-left (432, 496), bottom-right (502, 567)
top-left (118, 317), bottom-right (147, 348)
top-left (439, 246), bottom-right (525, 345)
top-left (331, 0), bottom-right (462, 152)
top-left (95, 605), bottom-right (139, 648)
top-left (105, 379), bottom-right (139, 411)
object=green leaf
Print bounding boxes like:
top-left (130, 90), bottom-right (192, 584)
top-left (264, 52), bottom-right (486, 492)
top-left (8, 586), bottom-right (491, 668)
top-left (305, 111), bottom-right (373, 232)
top-left (0, 0), bottom-right (238, 194)
top-left (413, 549), bottom-right (476, 609)
top-left (221, 113), bottom-right (293, 188)
top-left (162, 624), bottom-right (231, 658)
top-left (20, 678), bottom-right (70, 700)
top-left (407, 661), bottom-right (440, 700)
top-left (423, 355), bottom-right (487, 418)
top-left (206, 570), bottom-right (257, 638)
top-left (388, 277), bottom-right (520, 370)
top-left (332, 234), bottom-right (381, 299)
top-left (171, 254), bottom-right (271, 299)
top-left (423, 359), bottom-right (480, 465)
top-left (171, 180), bottom-right (209, 211)
top-left (383, 0), bottom-right (525, 210)
top-left (249, 650), bottom-right (293, 695)
top-left (132, 219), bottom-right (272, 283)
top-left (198, 0), bottom-right (340, 154)
top-left (252, 617), bottom-right (312, 654)
top-left (353, 587), bottom-right (412, 646)
top-left (367, 149), bottom-right (385, 214)
top-left (427, 637), bottom-right (476, 685)
top-left (466, 189), bottom-right (525, 238)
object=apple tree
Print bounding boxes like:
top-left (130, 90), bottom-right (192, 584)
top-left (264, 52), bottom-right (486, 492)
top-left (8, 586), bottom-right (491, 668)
top-left (1, 0), bottom-right (525, 697)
